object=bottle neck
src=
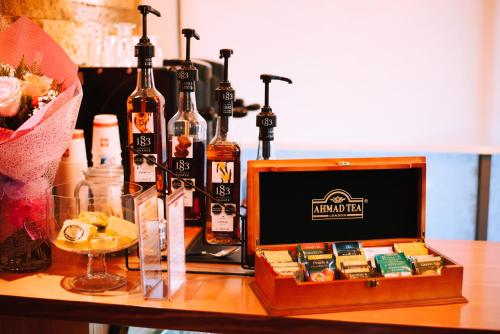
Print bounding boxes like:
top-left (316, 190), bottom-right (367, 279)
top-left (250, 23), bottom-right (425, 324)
top-left (257, 140), bottom-right (275, 160)
top-left (136, 61), bottom-right (155, 89)
top-left (178, 90), bottom-right (198, 113)
top-left (215, 115), bottom-right (233, 141)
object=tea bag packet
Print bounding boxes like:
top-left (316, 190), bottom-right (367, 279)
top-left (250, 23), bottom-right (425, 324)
top-left (261, 250), bottom-right (294, 264)
top-left (260, 250), bottom-right (304, 282)
top-left (297, 243), bottom-right (330, 263)
top-left (364, 246), bottom-right (393, 268)
top-left (332, 241), bottom-right (367, 269)
top-left (333, 241), bottom-right (364, 256)
top-left (304, 253), bottom-right (336, 282)
top-left (412, 255), bottom-right (445, 275)
top-left (375, 253), bottom-right (413, 277)
top-left (339, 260), bottom-right (372, 279)
top-left (393, 241), bottom-right (429, 257)
top-left (273, 262), bottom-right (304, 282)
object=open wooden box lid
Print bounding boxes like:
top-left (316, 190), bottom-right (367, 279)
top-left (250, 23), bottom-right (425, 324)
top-left (246, 156), bottom-right (426, 257)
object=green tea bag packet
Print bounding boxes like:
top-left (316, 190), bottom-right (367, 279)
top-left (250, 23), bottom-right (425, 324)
top-left (375, 253), bottom-right (413, 277)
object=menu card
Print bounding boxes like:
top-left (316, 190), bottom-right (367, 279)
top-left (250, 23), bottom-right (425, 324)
top-left (135, 186), bottom-right (163, 299)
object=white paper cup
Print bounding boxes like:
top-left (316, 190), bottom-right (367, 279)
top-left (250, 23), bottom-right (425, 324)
top-left (54, 161), bottom-right (86, 186)
top-left (61, 129), bottom-right (88, 166)
top-left (91, 114), bottom-right (122, 167)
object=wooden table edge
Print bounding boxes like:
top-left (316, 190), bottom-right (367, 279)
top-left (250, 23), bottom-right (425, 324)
top-left (0, 295), bottom-right (496, 334)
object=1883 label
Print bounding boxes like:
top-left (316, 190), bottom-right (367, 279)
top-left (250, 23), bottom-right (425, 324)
top-left (210, 161), bottom-right (236, 232)
top-left (171, 135), bottom-right (195, 207)
top-left (132, 112), bottom-right (156, 182)
top-left (177, 69), bottom-right (197, 92)
top-left (217, 89), bottom-right (234, 116)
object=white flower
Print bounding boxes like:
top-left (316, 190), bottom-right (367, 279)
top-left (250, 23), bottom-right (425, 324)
top-left (0, 77), bottom-right (22, 117)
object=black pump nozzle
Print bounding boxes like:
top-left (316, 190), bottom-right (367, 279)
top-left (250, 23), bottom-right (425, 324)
top-left (216, 49), bottom-right (235, 121)
top-left (257, 74), bottom-right (293, 159)
top-left (219, 49), bottom-right (233, 83)
top-left (177, 28), bottom-right (200, 91)
top-left (260, 74), bottom-right (293, 112)
top-left (181, 28), bottom-right (200, 63)
top-left (135, 5), bottom-right (161, 63)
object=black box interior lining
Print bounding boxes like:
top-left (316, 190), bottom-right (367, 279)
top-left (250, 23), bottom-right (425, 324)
top-left (258, 168), bottom-right (421, 245)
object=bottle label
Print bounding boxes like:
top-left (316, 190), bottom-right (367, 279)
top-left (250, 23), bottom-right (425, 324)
top-left (171, 177), bottom-right (195, 207)
top-left (211, 203), bottom-right (236, 232)
top-left (171, 135), bottom-right (195, 207)
top-left (177, 69), bottom-right (197, 92)
top-left (256, 115), bottom-right (276, 128)
top-left (132, 112), bottom-right (156, 182)
top-left (210, 161), bottom-right (236, 232)
top-left (217, 90), bottom-right (234, 117)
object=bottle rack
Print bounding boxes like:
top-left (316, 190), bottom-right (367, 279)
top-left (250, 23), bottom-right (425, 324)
top-left (124, 209), bottom-right (254, 276)
top-left (124, 145), bottom-right (254, 276)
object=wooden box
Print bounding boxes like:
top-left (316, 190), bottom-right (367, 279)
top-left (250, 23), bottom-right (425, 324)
top-left (246, 157), bottom-right (467, 315)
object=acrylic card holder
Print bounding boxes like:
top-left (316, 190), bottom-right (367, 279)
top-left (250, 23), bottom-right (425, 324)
top-left (165, 187), bottom-right (186, 299)
top-left (135, 186), bottom-right (163, 299)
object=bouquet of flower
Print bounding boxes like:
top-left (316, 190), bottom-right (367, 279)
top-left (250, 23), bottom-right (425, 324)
top-left (0, 55), bottom-right (64, 130)
top-left (0, 17), bottom-right (83, 272)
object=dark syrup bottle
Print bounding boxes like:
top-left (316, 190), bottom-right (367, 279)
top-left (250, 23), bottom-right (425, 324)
top-left (167, 29), bottom-right (207, 223)
top-left (127, 5), bottom-right (166, 195)
top-left (205, 49), bottom-right (241, 245)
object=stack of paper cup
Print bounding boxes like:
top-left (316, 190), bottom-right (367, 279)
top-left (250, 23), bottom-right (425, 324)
top-left (54, 129), bottom-right (88, 185)
top-left (91, 114), bottom-right (122, 167)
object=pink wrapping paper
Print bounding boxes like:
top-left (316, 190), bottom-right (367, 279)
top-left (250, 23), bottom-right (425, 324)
top-left (0, 17), bottom-right (83, 243)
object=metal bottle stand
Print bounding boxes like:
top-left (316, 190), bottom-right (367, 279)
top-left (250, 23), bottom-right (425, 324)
top-left (124, 146), bottom-right (255, 276)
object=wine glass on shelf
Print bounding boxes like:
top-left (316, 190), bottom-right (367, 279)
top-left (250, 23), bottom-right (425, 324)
top-left (47, 181), bottom-right (142, 292)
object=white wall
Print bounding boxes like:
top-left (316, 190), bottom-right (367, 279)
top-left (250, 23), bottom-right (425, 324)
top-left (177, 0), bottom-right (499, 151)
top-left (141, 0), bottom-right (179, 59)
top-left (492, 1), bottom-right (500, 146)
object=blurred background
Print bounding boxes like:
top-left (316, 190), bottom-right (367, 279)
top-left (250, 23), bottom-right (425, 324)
top-left (0, 0), bottom-right (499, 241)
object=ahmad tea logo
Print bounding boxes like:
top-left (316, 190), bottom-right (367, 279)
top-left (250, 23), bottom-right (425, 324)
top-left (312, 189), bottom-right (366, 220)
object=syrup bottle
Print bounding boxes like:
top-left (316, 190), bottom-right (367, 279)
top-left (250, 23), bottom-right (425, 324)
top-left (167, 29), bottom-right (207, 223)
top-left (126, 5), bottom-right (166, 195)
top-left (205, 49), bottom-right (240, 245)
top-left (256, 74), bottom-right (292, 160)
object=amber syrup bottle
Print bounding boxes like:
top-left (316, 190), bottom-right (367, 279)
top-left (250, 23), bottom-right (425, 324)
top-left (127, 6), bottom-right (166, 195)
top-left (167, 29), bottom-right (207, 223)
top-left (205, 49), bottom-right (241, 245)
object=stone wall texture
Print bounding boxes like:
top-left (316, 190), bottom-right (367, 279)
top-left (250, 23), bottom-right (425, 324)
top-left (0, 0), bottom-right (140, 64)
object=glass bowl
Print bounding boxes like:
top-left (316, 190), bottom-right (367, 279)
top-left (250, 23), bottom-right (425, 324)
top-left (47, 181), bottom-right (142, 292)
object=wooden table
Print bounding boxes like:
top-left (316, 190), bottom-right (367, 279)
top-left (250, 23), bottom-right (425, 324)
top-left (0, 238), bottom-right (499, 334)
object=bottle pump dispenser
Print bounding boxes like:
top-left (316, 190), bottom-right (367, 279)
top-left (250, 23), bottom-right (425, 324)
top-left (256, 74), bottom-right (292, 160)
top-left (215, 49), bottom-right (235, 135)
top-left (135, 5), bottom-right (161, 66)
top-left (167, 28), bottom-right (207, 224)
top-left (127, 5), bottom-right (166, 195)
top-left (178, 29), bottom-right (200, 91)
top-left (205, 49), bottom-right (241, 245)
